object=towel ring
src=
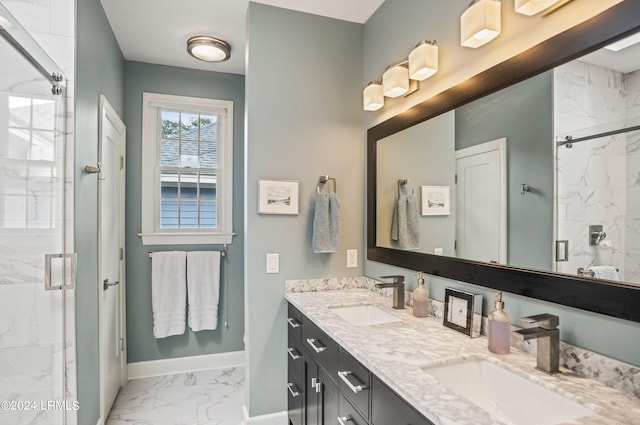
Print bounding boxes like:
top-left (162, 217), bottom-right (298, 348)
top-left (317, 175), bottom-right (337, 194)
top-left (397, 179), bottom-right (408, 197)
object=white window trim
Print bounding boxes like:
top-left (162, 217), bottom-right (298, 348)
top-left (139, 92), bottom-right (234, 245)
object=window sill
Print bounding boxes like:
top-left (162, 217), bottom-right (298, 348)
top-left (139, 232), bottom-right (234, 246)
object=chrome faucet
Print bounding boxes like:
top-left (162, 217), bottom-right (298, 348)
top-left (376, 275), bottom-right (405, 309)
top-left (513, 313), bottom-right (560, 374)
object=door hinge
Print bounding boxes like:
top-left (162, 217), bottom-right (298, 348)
top-left (455, 174), bottom-right (458, 184)
top-left (120, 248), bottom-right (124, 260)
top-left (120, 156), bottom-right (124, 169)
top-left (119, 338), bottom-right (125, 352)
top-left (454, 240), bottom-right (457, 250)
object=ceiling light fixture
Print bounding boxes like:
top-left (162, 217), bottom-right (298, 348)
top-left (514, 0), bottom-right (560, 16)
top-left (408, 40), bottom-right (438, 81)
top-left (461, 0), bottom-right (501, 48)
top-left (187, 36), bottom-right (231, 62)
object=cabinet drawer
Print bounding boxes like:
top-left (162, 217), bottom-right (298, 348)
top-left (287, 358), bottom-right (304, 425)
top-left (287, 303), bottom-right (303, 342)
top-left (338, 349), bottom-right (370, 420)
top-left (303, 318), bottom-right (339, 381)
top-left (288, 332), bottom-right (304, 374)
top-left (338, 394), bottom-right (367, 425)
top-left (371, 376), bottom-right (434, 425)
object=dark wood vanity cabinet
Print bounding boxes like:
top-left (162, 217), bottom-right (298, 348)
top-left (371, 376), bottom-right (435, 425)
top-left (287, 303), bottom-right (434, 425)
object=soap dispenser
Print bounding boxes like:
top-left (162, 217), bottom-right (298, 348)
top-left (412, 271), bottom-right (430, 317)
top-left (488, 291), bottom-right (511, 354)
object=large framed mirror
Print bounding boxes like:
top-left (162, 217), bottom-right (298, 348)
top-left (367, 1), bottom-right (640, 323)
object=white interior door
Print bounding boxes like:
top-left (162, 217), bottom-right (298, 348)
top-left (99, 95), bottom-right (127, 419)
top-left (455, 138), bottom-right (507, 264)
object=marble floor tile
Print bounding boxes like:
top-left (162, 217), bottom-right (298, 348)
top-left (106, 367), bottom-right (244, 425)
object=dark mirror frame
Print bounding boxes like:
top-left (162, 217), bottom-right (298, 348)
top-left (367, 2), bottom-right (640, 323)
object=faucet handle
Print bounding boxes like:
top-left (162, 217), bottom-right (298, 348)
top-left (379, 275), bottom-right (405, 284)
top-left (519, 313), bottom-right (559, 330)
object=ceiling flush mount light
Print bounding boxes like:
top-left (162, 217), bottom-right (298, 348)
top-left (461, 0), bottom-right (501, 48)
top-left (409, 40), bottom-right (438, 81)
top-left (604, 32), bottom-right (640, 52)
top-left (515, 0), bottom-right (560, 16)
top-left (383, 64), bottom-right (410, 98)
top-left (187, 36), bottom-right (231, 62)
top-left (363, 81), bottom-right (384, 111)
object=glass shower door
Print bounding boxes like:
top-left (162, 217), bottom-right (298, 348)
top-left (0, 8), bottom-right (75, 425)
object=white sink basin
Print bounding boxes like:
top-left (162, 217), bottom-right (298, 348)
top-left (329, 304), bottom-right (401, 326)
top-left (421, 359), bottom-right (594, 425)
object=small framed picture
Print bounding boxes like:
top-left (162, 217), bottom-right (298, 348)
top-left (421, 186), bottom-right (450, 216)
top-left (258, 180), bottom-right (300, 215)
top-left (443, 287), bottom-right (483, 337)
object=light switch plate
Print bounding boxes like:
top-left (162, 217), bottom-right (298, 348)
top-left (266, 253), bottom-right (279, 274)
top-left (347, 249), bottom-right (357, 268)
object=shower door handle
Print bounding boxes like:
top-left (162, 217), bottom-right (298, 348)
top-left (44, 253), bottom-right (77, 291)
top-left (103, 279), bottom-right (120, 291)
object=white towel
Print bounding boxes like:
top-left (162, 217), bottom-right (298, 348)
top-left (187, 251), bottom-right (221, 331)
top-left (151, 251), bottom-right (187, 338)
top-left (589, 265), bottom-right (619, 281)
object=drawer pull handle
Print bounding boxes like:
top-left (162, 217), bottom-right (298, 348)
top-left (338, 416), bottom-right (353, 425)
top-left (306, 338), bottom-right (327, 353)
top-left (338, 370), bottom-right (367, 394)
top-left (287, 318), bottom-right (301, 328)
top-left (287, 347), bottom-right (301, 360)
top-left (287, 383), bottom-right (300, 397)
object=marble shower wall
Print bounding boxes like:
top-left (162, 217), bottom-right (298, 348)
top-left (0, 0), bottom-right (76, 424)
top-left (554, 61), bottom-right (640, 283)
top-left (625, 69), bottom-right (640, 283)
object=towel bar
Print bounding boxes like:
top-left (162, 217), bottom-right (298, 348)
top-left (149, 250), bottom-right (225, 258)
top-left (317, 175), bottom-right (337, 193)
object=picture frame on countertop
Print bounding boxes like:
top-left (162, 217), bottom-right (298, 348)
top-left (443, 287), bottom-right (483, 337)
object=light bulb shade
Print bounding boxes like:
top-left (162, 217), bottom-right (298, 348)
top-left (409, 42), bottom-right (438, 81)
top-left (514, 0), bottom-right (560, 16)
top-left (363, 81), bottom-right (384, 111)
top-left (461, 0), bottom-right (501, 48)
top-left (383, 65), bottom-right (409, 98)
top-left (187, 36), bottom-right (231, 62)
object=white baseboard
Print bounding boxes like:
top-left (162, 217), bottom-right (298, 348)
top-left (128, 350), bottom-right (244, 380)
top-left (242, 406), bottom-right (288, 425)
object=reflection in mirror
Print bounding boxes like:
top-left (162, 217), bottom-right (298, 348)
top-left (375, 28), bottom-right (640, 285)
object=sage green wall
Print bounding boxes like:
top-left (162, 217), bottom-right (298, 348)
top-left (76, 0), bottom-right (125, 423)
top-left (124, 61), bottom-right (245, 363)
top-left (363, 0), bottom-right (640, 367)
top-left (456, 72), bottom-right (554, 271)
top-left (245, 3), bottom-right (363, 417)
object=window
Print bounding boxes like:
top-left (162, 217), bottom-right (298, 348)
top-left (140, 93), bottom-right (233, 245)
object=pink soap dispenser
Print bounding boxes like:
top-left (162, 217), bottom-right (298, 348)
top-left (488, 291), bottom-right (511, 354)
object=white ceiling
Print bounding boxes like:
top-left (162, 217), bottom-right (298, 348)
top-left (100, 0), bottom-right (385, 75)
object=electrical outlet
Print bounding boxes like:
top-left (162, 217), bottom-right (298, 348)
top-left (266, 253), bottom-right (279, 273)
top-left (434, 248), bottom-right (444, 255)
top-left (347, 249), bottom-right (358, 268)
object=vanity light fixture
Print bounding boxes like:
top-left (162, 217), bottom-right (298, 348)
top-left (461, 0), bottom-right (501, 48)
top-left (187, 36), bottom-right (231, 62)
top-left (382, 63), bottom-right (410, 98)
top-left (408, 41), bottom-right (438, 81)
top-left (363, 81), bottom-right (384, 111)
top-left (515, 0), bottom-right (560, 16)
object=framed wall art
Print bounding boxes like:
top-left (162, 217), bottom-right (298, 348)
top-left (258, 180), bottom-right (299, 215)
top-left (421, 186), bottom-right (450, 216)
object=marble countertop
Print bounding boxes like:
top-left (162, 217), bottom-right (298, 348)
top-left (285, 288), bottom-right (640, 425)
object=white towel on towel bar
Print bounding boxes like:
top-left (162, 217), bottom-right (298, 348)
top-left (151, 251), bottom-right (187, 338)
top-left (187, 251), bottom-right (221, 331)
top-left (589, 265), bottom-right (619, 280)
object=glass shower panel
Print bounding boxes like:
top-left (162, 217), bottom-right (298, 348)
top-left (0, 8), bottom-right (72, 425)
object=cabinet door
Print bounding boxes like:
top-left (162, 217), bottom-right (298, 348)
top-left (305, 356), bottom-right (320, 425)
top-left (318, 366), bottom-right (339, 425)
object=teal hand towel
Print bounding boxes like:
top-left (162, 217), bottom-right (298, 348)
top-left (313, 192), bottom-right (341, 253)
